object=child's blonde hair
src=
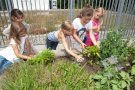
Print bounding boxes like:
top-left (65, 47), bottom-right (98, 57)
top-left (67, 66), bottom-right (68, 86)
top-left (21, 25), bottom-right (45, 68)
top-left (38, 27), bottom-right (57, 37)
top-left (61, 20), bottom-right (73, 31)
top-left (94, 7), bottom-right (104, 17)
top-left (94, 7), bottom-right (104, 24)
top-left (58, 20), bottom-right (73, 39)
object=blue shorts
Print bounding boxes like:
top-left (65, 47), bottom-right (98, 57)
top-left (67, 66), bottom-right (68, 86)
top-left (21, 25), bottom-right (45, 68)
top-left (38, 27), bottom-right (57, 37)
top-left (0, 55), bottom-right (12, 74)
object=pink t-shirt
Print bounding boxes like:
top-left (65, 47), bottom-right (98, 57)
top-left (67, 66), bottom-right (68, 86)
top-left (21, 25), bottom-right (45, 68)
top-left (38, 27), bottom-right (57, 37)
top-left (86, 19), bottom-right (100, 46)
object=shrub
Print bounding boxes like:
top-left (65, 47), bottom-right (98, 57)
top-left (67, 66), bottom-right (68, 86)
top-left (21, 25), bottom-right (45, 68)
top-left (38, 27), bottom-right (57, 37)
top-left (100, 30), bottom-right (129, 62)
top-left (82, 46), bottom-right (101, 61)
top-left (28, 49), bottom-right (55, 65)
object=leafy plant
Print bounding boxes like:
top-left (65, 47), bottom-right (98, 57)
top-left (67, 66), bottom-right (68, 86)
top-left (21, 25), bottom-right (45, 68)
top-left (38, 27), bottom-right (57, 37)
top-left (92, 66), bottom-right (132, 90)
top-left (100, 30), bottom-right (129, 62)
top-left (82, 46), bottom-right (101, 61)
top-left (127, 43), bottom-right (135, 62)
top-left (101, 55), bottom-right (118, 68)
top-left (131, 65), bottom-right (135, 76)
top-left (28, 49), bottom-right (55, 65)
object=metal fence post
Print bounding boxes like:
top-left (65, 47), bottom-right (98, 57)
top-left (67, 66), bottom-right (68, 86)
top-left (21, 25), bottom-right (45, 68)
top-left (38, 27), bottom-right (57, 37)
top-left (115, 0), bottom-right (125, 30)
top-left (6, 0), bottom-right (13, 23)
top-left (69, 0), bottom-right (73, 21)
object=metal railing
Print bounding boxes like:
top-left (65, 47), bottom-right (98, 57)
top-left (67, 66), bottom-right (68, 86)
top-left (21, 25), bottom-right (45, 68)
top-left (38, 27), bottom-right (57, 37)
top-left (0, 0), bottom-right (135, 47)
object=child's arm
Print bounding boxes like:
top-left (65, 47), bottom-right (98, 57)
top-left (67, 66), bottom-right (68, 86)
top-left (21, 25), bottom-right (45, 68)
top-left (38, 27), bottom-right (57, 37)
top-left (66, 36), bottom-right (72, 50)
top-left (89, 29), bottom-right (99, 48)
top-left (11, 44), bottom-right (32, 60)
top-left (24, 38), bottom-right (36, 55)
top-left (2, 25), bottom-right (11, 37)
top-left (61, 33), bottom-right (83, 62)
top-left (72, 29), bottom-right (86, 48)
top-left (92, 20), bottom-right (103, 32)
top-left (92, 25), bottom-right (102, 32)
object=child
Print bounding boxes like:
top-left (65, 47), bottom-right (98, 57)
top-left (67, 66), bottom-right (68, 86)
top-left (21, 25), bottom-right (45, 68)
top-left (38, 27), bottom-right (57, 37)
top-left (72, 5), bottom-right (93, 48)
top-left (3, 9), bottom-right (30, 37)
top-left (86, 7), bottom-right (104, 47)
top-left (0, 22), bottom-right (33, 73)
top-left (46, 20), bottom-right (84, 62)
top-left (3, 9), bottom-right (35, 56)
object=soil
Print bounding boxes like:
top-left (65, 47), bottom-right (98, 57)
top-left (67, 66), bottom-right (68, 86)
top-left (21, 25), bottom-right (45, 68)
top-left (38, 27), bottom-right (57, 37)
top-left (130, 84), bottom-right (135, 90)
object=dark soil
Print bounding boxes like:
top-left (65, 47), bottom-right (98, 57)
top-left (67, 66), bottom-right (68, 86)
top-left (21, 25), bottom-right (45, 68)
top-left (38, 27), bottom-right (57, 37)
top-left (130, 84), bottom-right (135, 90)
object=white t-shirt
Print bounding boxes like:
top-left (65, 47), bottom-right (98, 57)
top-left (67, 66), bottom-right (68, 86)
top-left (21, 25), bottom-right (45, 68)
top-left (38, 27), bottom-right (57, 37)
top-left (0, 39), bottom-right (20, 63)
top-left (72, 18), bottom-right (92, 41)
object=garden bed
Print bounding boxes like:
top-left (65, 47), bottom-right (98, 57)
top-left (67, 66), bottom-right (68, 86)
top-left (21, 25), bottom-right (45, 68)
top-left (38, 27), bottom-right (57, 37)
top-left (0, 30), bottom-right (135, 90)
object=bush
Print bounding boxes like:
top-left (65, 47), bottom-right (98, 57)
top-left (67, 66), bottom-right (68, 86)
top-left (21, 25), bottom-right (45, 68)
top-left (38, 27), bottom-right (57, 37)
top-left (100, 30), bottom-right (129, 61)
top-left (28, 49), bottom-right (55, 65)
top-left (82, 46), bottom-right (101, 61)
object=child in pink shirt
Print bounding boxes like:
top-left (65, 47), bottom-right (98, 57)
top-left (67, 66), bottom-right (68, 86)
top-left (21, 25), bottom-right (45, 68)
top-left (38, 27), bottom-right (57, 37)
top-left (86, 7), bottom-right (104, 47)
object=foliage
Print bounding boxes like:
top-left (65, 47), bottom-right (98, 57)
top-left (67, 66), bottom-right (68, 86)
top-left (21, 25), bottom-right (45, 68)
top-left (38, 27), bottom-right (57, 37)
top-left (101, 55), bottom-right (118, 68)
top-left (97, 37), bottom-right (135, 90)
top-left (100, 30), bottom-right (129, 62)
top-left (131, 65), bottom-right (135, 76)
top-left (49, 61), bottom-right (93, 90)
top-left (28, 49), bottom-right (55, 65)
top-left (82, 46), bottom-right (101, 61)
top-left (92, 66), bottom-right (132, 90)
top-left (2, 60), bottom-right (94, 90)
top-left (130, 60), bottom-right (135, 77)
top-left (127, 43), bottom-right (135, 62)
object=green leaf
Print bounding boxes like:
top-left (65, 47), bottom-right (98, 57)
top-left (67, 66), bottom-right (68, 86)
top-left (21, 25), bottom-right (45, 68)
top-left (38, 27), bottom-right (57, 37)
top-left (132, 60), bottom-right (135, 64)
top-left (93, 75), bottom-right (103, 80)
top-left (112, 84), bottom-right (119, 90)
top-left (120, 71), bottom-right (126, 78)
top-left (111, 80), bottom-right (118, 84)
top-left (131, 65), bottom-right (135, 75)
top-left (121, 81), bottom-right (127, 88)
top-left (101, 77), bottom-right (107, 84)
top-left (95, 82), bottom-right (101, 89)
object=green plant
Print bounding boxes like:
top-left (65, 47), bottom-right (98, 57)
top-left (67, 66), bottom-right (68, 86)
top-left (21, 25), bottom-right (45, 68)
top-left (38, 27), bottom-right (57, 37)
top-left (28, 49), bottom-right (55, 65)
top-left (92, 66), bottom-right (132, 90)
top-left (131, 65), bottom-right (135, 76)
top-left (127, 44), bottom-right (135, 62)
top-left (2, 60), bottom-right (94, 90)
top-left (2, 63), bottom-right (40, 90)
top-left (100, 30), bottom-right (129, 62)
top-left (82, 46), bottom-right (101, 61)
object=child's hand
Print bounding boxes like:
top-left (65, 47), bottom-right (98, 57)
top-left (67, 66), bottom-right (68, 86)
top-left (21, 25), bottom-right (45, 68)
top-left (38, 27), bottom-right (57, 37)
top-left (27, 54), bottom-right (35, 60)
top-left (81, 43), bottom-right (87, 48)
top-left (27, 56), bottom-right (33, 60)
top-left (29, 54), bottom-right (35, 57)
top-left (76, 55), bottom-right (84, 62)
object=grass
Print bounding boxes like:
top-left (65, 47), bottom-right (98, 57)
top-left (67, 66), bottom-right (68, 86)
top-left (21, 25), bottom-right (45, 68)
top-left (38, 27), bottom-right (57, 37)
top-left (1, 59), bottom-right (95, 90)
